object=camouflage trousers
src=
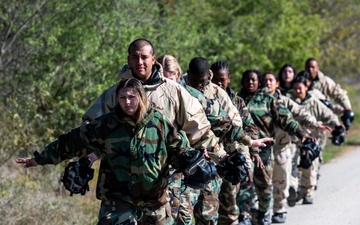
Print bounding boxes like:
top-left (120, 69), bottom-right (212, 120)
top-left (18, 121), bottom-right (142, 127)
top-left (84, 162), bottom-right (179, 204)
top-left (218, 179), bottom-right (241, 225)
top-left (236, 161), bottom-right (257, 221)
top-left (298, 157), bottom-right (320, 199)
top-left (97, 200), bottom-right (171, 225)
top-left (219, 144), bottom-right (252, 224)
top-left (272, 143), bottom-right (294, 214)
top-left (177, 175), bottom-right (222, 225)
top-left (236, 181), bottom-right (257, 219)
top-left (289, 144), bottom-right (300, 192)
top-left (167, 172), bottom-right (183, 225)
top-left (252, 147), bottom-right (273, 213)
top-left (317, 131), bottom-right (327, 179)
top-left (297, 133), bottom-right (324, 200)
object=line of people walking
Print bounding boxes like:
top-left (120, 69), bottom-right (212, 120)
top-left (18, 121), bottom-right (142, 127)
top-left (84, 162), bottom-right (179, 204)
top-left (16, 38), bottom-right (354, 225)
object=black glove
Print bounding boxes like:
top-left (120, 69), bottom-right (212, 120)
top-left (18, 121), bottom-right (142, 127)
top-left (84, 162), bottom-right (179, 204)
top-left (298, 138), bottom-right (321, 169)
top-left (341, 110), bottom-right (354, 130)
top-left (216, 151), bottom-right (249, 186)
top-left (331, 125), bottom-right (345, 146)
top-left (61, 157), bottom-right (94, 196)
top-left (179, 150), bottom-right (217, 189)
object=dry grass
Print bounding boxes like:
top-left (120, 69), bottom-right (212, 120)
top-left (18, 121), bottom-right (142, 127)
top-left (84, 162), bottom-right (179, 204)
top-left (0, 160), bottom-right (100, 225)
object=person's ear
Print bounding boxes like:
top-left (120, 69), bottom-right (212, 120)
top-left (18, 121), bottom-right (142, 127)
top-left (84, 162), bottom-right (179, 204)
top-left (209, 69), bottom-right (213, 79)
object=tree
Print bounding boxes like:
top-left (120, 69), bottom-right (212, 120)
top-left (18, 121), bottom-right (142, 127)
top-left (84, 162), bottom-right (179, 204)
top-left (313, 0), bottom-right (360, 80)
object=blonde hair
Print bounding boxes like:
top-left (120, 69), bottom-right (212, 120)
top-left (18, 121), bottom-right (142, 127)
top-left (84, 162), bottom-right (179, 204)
top-left (116, 78), bottom-right (149, 124)
top-left (157, 55), bottom-right (182, 81)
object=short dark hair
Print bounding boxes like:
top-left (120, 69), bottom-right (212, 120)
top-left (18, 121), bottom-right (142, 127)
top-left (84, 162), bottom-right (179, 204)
top-left (188, 57), bottom-right (210, 76)
top-left (263, 71), bottom-right (278, 82)
top-left (292, 75), bottom-right (308, 87)
top-left (210, 61), bottom-right (231, 76)
top-left (297, 70), bottom-right (311, 80)
top-left (128, 38), bottom-right (155, 55)
top-left (305, 57), bottom-right (317, 66)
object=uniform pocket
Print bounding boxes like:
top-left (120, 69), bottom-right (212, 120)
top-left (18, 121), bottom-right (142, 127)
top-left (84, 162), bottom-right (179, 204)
top-left (274, 148), bottom-right (291, 165)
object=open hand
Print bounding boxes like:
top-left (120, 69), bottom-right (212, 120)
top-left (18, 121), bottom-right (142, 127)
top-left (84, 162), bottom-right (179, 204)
top-left (316, 125), bottom-right (332, 132)
top-left (251, 137), bottom-right (274, 148)
top-left (251, 152), bottom-right (265, 169)
top-left (15, 158), bottom-right (38, 168)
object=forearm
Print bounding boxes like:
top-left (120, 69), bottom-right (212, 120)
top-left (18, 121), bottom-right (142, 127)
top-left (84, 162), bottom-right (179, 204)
top-left (34, 128), bottom-right (91, 165)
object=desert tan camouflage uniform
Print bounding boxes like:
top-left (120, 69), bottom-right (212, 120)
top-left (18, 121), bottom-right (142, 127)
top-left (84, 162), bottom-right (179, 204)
top-left (272, 89), bottom-right (319, 215)
top-left (293, 93), bottom-right (341, 201)
top-left (312, 71), bottom-right (352, 112)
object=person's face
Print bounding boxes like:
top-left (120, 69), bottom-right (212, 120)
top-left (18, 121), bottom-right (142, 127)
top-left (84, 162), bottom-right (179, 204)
top-left (188, 71), bottom-right (210, 92)
top-left (293, 82), bottom-right (308, 100)
top-left (117, 87), bottom-right (139, 117)
top-left (127, 45), bottom-right (156, 81)
top-left (211, 69), bottom-right (230, 90)
top-left (244, 72), bottom-right (259, 94)
top-left (281, 66), bottom-right (295, 85)
top-left (264, 73), bottom-right (278, 95)
top-left (164, 70), bottom-right (178, 82)
top-left (305, 60), bottom-right (319, 80)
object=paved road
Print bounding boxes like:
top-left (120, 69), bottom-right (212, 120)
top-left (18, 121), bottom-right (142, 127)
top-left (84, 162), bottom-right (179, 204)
top-left (284, 147), bottom-right (360, 225)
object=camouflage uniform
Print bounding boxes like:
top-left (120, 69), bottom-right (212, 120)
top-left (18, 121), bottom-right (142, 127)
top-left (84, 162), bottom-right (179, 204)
top-left (272, 90), bottom-right (319, 215)
top-left (218, 87), bottom-right (259, 225)
top-left (34, 105), bottom-right (192, 225)
top-left (293, 93), bottom-right (341, 201)
top-left (170, 80), bottom-right (230, 225)
top-left (82, 62), bottom-right (226, 161)
top-left (178, 75), bottom-right (253, 225)
top-left (237, 87), bottom-right (308, 222)
top-left (307, 87), bottom-right (331, 180)
top-left (180, 79), bottom-right (231, 140)
top-left (82, 63), bottom-right (227, 224)
top-left (312, 71), bottom-right (352, 113)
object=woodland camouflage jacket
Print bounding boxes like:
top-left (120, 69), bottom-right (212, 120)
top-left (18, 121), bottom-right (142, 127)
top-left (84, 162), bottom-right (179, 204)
top-left (273, 89), bottom-right (318, 148)
top-left (226, 87), bottom-right (258, 141)
top-left (238, 87), bottom-right (307, 141)
top-left (35, 106), bottom-right (192, 208)
top-left (82, 62), bottom-right (226, 162)
top-left (181, 74), bottom-right (252, 146)
top-left (181, 82), bottom-right (231, 140)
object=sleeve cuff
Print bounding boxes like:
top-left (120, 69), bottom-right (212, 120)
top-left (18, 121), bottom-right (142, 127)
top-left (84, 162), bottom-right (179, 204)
top-left (33, 151), bottom-right (52, 165)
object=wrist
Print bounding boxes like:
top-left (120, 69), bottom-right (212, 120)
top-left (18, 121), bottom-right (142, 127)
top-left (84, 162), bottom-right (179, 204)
top-left (249, 139), bottom-right (253, 147)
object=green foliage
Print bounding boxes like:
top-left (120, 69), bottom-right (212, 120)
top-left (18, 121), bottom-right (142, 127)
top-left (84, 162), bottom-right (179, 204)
top-left (310, 0), bottom-right (360, 79)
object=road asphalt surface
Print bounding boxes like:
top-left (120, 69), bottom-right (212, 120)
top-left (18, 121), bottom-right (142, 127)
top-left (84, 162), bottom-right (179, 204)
top-left (283, 147), bottom-right (360, 225)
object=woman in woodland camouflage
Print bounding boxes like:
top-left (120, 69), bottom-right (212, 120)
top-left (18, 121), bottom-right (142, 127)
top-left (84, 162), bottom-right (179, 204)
top-left (16, 78), bottom-right (195, 225)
